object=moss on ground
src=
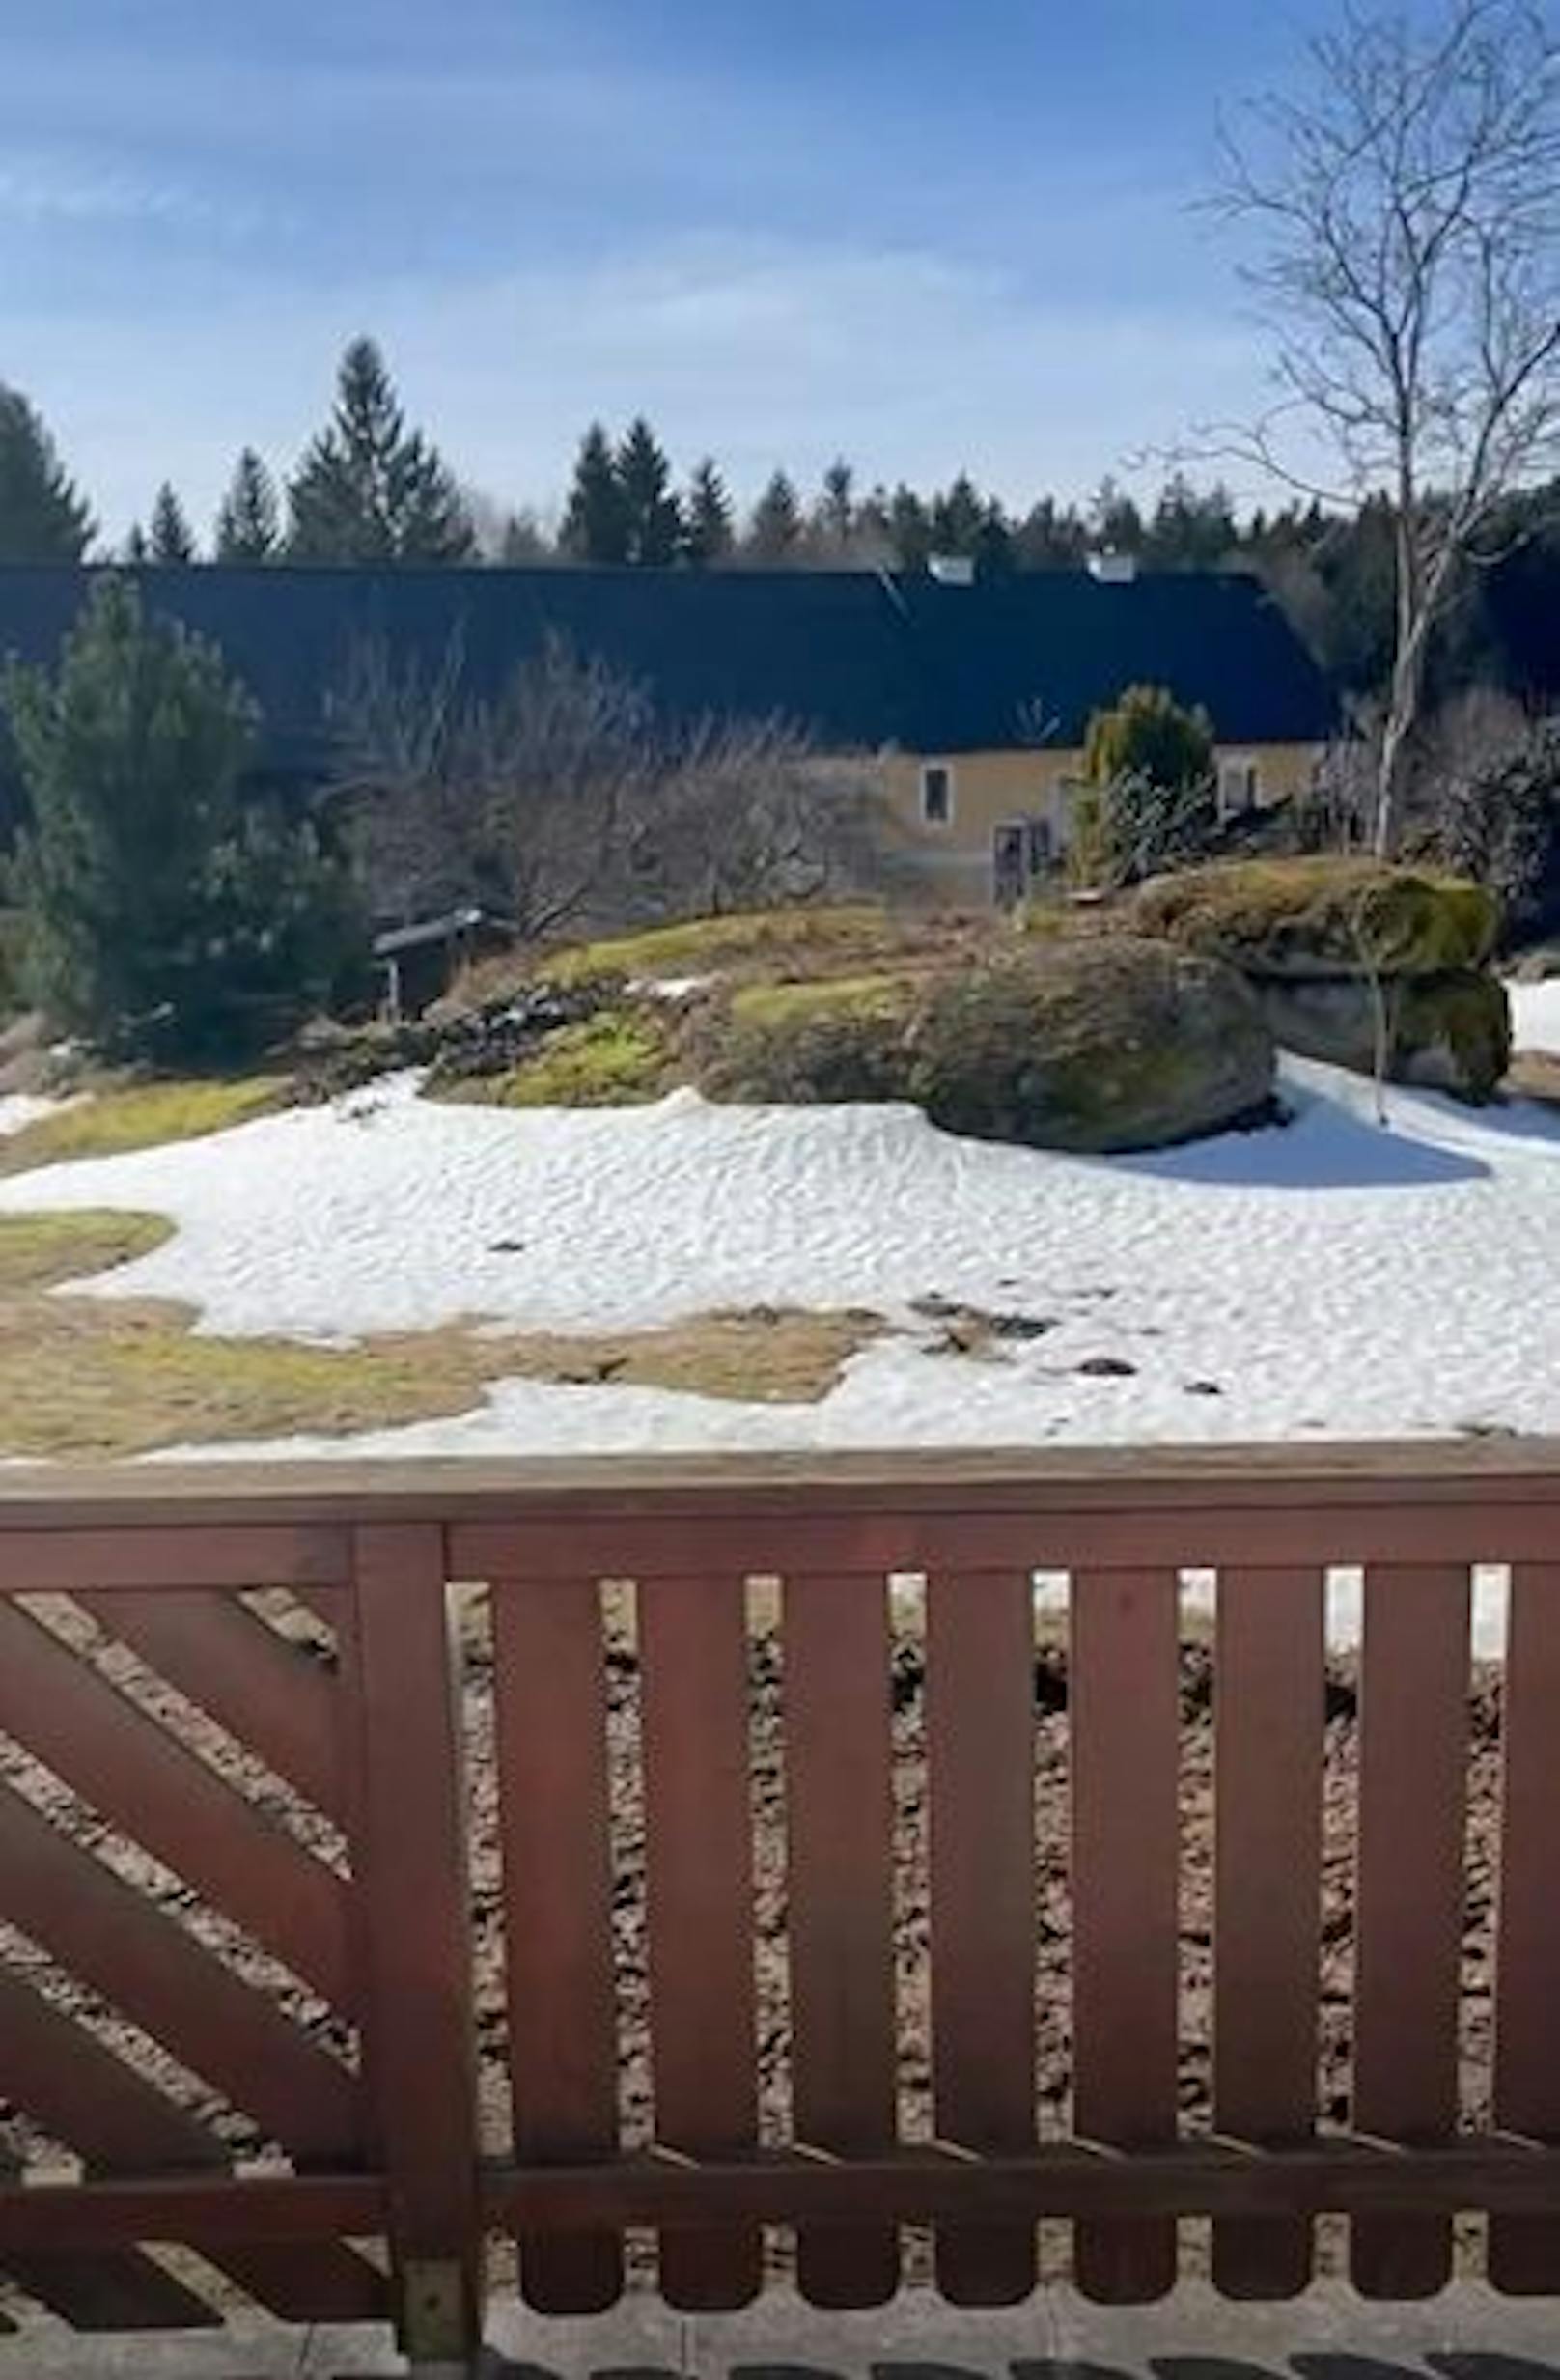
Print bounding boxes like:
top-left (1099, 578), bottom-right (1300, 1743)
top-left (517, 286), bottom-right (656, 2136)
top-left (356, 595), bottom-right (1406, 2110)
top-left (0, 1077), bottom-right (289, 1176)
top-left (728, 974), bottom-right (913, 1028)
top-left (432, 1011), bottom-right (675, 1107)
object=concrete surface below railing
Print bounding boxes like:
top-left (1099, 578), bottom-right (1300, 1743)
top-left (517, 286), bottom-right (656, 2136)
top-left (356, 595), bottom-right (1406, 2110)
top-left (8, 2283), bottom-right (1560, 2378)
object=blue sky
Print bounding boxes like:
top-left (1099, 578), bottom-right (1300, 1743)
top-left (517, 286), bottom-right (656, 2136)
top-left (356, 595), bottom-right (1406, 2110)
top-left (4, 0), bottom-right (1351, 544)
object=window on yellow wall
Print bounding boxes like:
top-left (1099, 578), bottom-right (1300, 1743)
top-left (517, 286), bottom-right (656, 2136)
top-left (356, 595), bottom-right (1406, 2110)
top-left (920, 763), bottom-right (954, 826)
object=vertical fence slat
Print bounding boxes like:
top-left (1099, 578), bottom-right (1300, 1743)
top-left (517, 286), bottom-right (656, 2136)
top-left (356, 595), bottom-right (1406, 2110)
top-left (348, 1524), bottom-right (483, 2365)
top-left (494, 1577), bottom-right (623, 2315)
top-left (927, 1569), bottom-right (1037, 2306)
top-left (1491, 1561), bottom-right (1560, 2294)
top-left (786, 1572), bottom-right (898, 2309)
top-left (640, 1573), bottom-right (762, 2311)
top-left (1351, 1561), bottom-right (1469, 2300)
top-left (1213, 1565), bottom-right (1324, 2299)
top-left (1072, 1567), bottom-right (1180, 2305)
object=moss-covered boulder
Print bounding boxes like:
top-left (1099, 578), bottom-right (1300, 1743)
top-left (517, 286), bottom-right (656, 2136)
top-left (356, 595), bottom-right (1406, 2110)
top-left (906, 938), bottom-right (1274, 1153)
top-left (1253, 970), bottom-right (1511, 1102)
top-left (692, 976), bottom-right (915, 1106)
top-left (1133, 858), bottom-right (1499, 981)
top-left (693, 937), bottom-right (1275, 1153)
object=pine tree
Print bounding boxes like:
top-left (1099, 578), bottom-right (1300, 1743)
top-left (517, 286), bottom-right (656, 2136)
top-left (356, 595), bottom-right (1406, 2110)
top-left (149, 482), bottom-right (196, 564)
top-left (214, 449), bottom-right (280, 562)
top-left (682, 459), bottom-right (734, 564)
top-left (930, 474), bottom-right (988, 555)
top-left (974, 499), bottom-right (1016, 574)
top-left (497, 511), bottom-right (550, 564)
top-left (123, 524), bottom-right (150, 564)
top-left (3, 579), bottom-right (361, 1059)
top-left (1015, 496), bottom-right (1089, 569)
top-left (1091, 476), bottom-right (1145, 553)
top-left (0, 385), bottom-right (94, 562)
top-left (560, 423), bottom-right (630, 563)
top-left (617, 417), bottom-right (682, 565)
top-left (818, 458), bottom-right (856, 547)
top-left (287, 337), bottom-right (474, 563)
top-left (887, 485), bottom-right (932, 570)
top-left (746, 470), bottom-right (802, 563)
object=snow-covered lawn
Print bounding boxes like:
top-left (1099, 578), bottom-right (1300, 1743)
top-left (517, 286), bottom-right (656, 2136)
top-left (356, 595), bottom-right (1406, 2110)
top-left (0, 1007), bottom-right (1558, 1466)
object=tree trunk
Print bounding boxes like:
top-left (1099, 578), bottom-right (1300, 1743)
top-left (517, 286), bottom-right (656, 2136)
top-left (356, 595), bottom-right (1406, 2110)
top-left (1374, 682), bottom-right (1417, 859)
top-left (1373, 512), bottom-right (1434, 860)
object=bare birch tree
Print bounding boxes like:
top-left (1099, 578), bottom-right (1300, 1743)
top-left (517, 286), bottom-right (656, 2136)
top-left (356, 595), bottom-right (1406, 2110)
top-left (1212, 0), bottom-right (1560, 854)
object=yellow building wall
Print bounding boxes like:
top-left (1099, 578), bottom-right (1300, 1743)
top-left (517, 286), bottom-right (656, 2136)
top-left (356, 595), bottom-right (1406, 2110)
top-left (877, 743), bottom-right (1324, 904)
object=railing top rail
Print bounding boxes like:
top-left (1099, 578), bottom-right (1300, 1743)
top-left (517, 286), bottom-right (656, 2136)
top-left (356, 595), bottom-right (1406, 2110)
top-left (0, 1438), bottom-right (1555, 1529)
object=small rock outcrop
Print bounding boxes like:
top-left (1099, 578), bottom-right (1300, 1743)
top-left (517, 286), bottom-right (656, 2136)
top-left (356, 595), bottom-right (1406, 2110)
top-left (1132, 859), bottom-right (1509, 1102)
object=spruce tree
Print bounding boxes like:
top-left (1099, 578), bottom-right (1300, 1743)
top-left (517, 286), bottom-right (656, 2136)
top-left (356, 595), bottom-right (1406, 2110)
top-left (0, 385), bottom-right (94, 562)
top-left (287, 337), bottom-right (474, 563)
top-left (746, 470), bottom-right (802, 563)
top-left (930, 474), bottom-right (988, 555)
top-left (4, 578), bottom-right (361, 1058)
top-left (497, 511), bottom-right (549, 564)
top-left (123, 524), bottom-right (150, 564)
top-left (682, 459), bottom-right (735, 565)
top-left (818, 458), bottom-right (856, 547)
top-left (974, 499), bottom-right (1016, 574)
top-left (149, 482), bottom-right (197, 564)
top-left (560, 423), bottom-right (630, 563)
top-left (617, 417), bottom-right (682, 565)
top-left (887, 485), bottom-right (933, 570)
top-left (1091, 476), bottom-right (1145, 553)
top-left (214, 449), bottom-right (280, 562)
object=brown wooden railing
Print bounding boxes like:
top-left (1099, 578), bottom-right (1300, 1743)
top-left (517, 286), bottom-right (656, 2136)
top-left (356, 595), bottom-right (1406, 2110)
top-left (1, 1446), bottom-right (1559, 2364)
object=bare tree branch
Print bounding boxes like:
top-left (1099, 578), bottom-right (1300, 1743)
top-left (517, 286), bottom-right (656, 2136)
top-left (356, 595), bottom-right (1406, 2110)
top-left (330, 634), bottom-right (891, 943)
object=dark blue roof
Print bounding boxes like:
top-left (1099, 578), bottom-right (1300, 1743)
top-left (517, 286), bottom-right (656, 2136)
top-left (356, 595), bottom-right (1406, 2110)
top-left (0, 563), bottom-right (1335, 770)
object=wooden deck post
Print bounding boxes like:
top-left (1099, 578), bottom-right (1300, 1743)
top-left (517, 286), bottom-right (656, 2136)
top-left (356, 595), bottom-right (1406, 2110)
top-left (347, 1524), bottom-right (484, 2370)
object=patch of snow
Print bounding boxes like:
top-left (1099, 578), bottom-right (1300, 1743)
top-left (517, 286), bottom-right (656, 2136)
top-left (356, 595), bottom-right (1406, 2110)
top-left (1510, 976), bottom-right (1560, 1055)
top-left (7, 1057), bottom-right (1560, 1471)
top-left (0, 1093), bottom-right (76, 1138)
top-left (629, 974), bottom-right (715, 1001)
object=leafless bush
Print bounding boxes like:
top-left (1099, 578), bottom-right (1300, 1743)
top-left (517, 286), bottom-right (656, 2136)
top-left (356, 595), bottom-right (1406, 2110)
top-left (631, 716), bottom-right (887, 917)
top-left (331, 632), bottom-right (890, 941)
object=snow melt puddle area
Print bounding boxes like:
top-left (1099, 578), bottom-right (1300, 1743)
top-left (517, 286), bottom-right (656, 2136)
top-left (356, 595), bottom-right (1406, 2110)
top-left (1, 1044), bottom-right (1560, 1468)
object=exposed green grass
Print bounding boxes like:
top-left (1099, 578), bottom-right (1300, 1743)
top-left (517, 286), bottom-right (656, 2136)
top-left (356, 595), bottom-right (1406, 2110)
top-left (432, 1012), bottom-right (675, 1108)
top-left (0, 1077), bottom-right (289, 1176)
top-left (0, 1210), bottom-right (174, 1294)
top-left (543, 904), bottom-right (897, 988)
top-left (0, 1205), bottom-right (879, 1455)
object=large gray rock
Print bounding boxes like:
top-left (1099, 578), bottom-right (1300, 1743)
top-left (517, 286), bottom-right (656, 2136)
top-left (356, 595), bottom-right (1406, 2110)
top-left (906, 936), bottom-right (1277, 1153)
top-left (696, 935), bottom-right (1277, 1152)
top-left (1254, 969), bottom-right (1511, 1102)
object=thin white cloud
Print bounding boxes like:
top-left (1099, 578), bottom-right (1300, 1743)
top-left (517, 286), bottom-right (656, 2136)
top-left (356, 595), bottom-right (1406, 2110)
top-left (0, 154), bottom-right (188, 227)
